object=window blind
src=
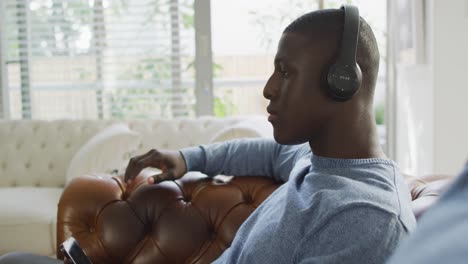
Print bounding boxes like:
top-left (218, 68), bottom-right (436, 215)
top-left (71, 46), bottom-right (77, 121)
top-left (1, 0), bottom-right (195, 120)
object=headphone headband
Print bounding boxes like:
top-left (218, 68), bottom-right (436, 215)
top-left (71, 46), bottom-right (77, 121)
top-left (339, 4), bottom-right (360, 65)
top-left (325, 4), bottom-right (362, 101)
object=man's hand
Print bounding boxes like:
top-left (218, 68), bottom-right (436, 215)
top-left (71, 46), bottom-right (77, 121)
top-left (124, 149), bottom-right (187, 184)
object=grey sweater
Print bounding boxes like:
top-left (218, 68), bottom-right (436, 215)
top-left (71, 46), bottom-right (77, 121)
top-left (180, 138), bottom-right (416, 264)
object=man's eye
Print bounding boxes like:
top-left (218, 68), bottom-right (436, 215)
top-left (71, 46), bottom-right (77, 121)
top-left (277, 69), bottom-right (289, 78)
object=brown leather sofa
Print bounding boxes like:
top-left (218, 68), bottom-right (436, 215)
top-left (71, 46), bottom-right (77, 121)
top-left (56, 171), bottom-right (453, 264)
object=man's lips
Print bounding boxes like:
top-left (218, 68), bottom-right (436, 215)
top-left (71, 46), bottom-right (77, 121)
top-left (266, 106), bottom-right (278, 115)
top-left (267, 107), bottom-right (279, 122)
top-left (268, 114), bottom-right (278, 122)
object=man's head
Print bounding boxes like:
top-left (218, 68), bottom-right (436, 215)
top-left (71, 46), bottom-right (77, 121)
top-left (263, 7), bottom-right (380, 145)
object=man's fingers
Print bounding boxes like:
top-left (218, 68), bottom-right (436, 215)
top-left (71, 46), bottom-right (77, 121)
top-left (124, 150), bottom-right (153, 182)
top-left (147, 171), bottom-right (176, 184)
top-left (124, 149), bottom-right (160, 182)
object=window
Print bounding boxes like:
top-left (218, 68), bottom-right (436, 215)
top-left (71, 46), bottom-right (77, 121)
top-left (0, 0), bottom-right (387, 125)
top-left (0, 0), bottom-right (195, 119)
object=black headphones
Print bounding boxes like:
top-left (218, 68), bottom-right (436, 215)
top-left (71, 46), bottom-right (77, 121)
top-left (326, 4), bottom-right (362, 101)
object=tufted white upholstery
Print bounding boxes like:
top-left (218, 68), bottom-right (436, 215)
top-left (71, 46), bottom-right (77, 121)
top-left (0, 116), bottom-right (272, 256)
top-left (0, 116), bottom-right (271, 188)
top-left (0, 120), bottom-right (115, 188)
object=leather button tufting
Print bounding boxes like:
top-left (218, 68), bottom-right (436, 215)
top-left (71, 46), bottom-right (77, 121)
top-left (209, 228), bottom-right (217, 241)
top-left (244, 195), bottom-right (253, 204)
top-left (25, 162), bottom-right (31, 169)
top-left (55, 167), bottom-right (285, 263)
top-left (146, 224), bottom-right (153, 232)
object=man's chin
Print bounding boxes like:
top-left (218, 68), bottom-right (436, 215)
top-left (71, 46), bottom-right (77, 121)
top-left (273, 133), bottom-right (295, 145)
top-left (273, 131), bottom-right (308, 145)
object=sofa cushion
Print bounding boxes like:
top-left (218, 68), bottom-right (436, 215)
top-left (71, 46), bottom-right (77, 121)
top-left (0, 187), bottom-right (63, 256)
top-left (66, 123), bottom-right (141, 182)
top-left (209, 118), bottom-right (273, 143)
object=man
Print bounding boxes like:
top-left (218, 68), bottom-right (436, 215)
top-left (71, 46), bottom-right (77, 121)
top-left (0, 6), bottom-right (415, 264)
top-left (124, 6), bottom-right (415, 264)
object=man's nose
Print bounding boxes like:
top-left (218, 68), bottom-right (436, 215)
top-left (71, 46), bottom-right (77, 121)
top-left (263, 75), bottom-right (278, 100)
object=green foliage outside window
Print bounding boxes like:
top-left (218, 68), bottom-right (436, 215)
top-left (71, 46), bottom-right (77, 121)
top-left (375, 103), bottom-right (385, 125)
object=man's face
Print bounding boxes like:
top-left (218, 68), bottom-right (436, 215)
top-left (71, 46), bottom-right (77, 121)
top-left (263, 32), bottom-right (336, 145)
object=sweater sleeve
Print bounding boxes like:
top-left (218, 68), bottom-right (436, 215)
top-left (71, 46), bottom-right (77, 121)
top-left (294, 206), bottom-right (407, 264)
top-left (179, 138), bottom-right (310, 182)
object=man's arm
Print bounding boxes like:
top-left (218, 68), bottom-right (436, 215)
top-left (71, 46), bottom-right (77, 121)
top-left (180, 138), bottom-right (310, 182)
top-left (294, 206), bottom-right (406, 264)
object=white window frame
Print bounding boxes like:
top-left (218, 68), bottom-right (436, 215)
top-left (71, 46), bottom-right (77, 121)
top-left (194, 0), bottom-right (214, 116)
top-left (0, 1), bottom-right (10, 119)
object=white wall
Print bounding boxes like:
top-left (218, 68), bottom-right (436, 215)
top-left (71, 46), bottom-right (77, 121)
top-left (395, 65), bottom-right (434, 176)
top-left (432, 0), bottom-right (468, 174)
top-left (395, 0), bottom-right (468, 176)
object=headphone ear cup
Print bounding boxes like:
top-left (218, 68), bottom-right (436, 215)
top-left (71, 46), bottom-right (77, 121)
top-left (326, 63), bottom-right (362, 101)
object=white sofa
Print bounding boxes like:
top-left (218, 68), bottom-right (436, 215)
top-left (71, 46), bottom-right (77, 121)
top-left (0, 116), bottom-right (272, 257)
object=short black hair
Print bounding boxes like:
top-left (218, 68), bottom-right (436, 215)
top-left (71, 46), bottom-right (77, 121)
top-left (284, 8), bottom-right (380, 100)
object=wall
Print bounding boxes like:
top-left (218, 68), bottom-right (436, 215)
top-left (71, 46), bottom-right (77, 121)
top-left (395, 0), bottom-right (468, 176)
top-left (432, 0), bottom-right (468, 174)
top-left (395, 65), bottom-right (434, 176)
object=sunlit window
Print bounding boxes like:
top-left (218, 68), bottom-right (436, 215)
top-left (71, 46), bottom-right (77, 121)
top-left (0, 0), bottom-right (387, 134)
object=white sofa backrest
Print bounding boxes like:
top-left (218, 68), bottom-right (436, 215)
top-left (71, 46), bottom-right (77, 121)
top-left (0, 116), bottom-right (271, 188)
top-left (0, 120), bottom-right (117, 188)
top-left (126, 117), bottom-right (247, 153)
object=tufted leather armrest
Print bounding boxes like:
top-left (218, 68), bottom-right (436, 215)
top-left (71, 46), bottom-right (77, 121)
top-left (57, 172), bottom-right (454, 264)
top-left (57, 172), bottom-right (280, 264)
